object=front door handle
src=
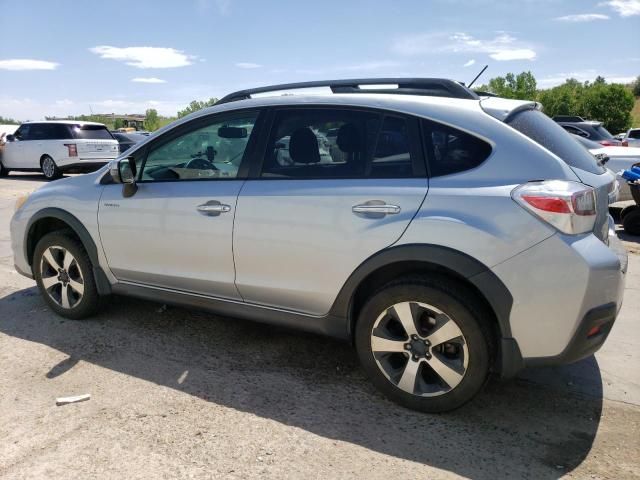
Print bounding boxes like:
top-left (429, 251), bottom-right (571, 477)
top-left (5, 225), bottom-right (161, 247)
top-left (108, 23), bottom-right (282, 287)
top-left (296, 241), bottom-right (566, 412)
top-left (352, 201), bottom-right (401, 217)
top-left (197, 200), bottom-right (231, 216)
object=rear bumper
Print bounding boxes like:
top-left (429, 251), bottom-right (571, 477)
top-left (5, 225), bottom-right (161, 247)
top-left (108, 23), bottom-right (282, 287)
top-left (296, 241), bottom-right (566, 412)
top-left (492, 227), bottom-right (627, 367)
top-left (524, 302), bottom-right (617, 367)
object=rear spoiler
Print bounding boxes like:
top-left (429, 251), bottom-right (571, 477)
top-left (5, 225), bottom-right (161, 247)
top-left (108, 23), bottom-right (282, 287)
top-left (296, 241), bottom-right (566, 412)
top-left (479, 96), bottom-right (541, 122)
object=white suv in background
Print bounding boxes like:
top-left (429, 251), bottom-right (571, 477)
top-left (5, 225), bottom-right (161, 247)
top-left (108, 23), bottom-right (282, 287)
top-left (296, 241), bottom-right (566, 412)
top-left (0, 121), bottom-right (119, 180)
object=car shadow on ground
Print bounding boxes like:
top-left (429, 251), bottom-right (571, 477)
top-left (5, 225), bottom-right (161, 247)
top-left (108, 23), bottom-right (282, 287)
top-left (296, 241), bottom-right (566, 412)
top-left (0, 287), bottom-right (604, 479)
top-left (1, 173), bottom-right (57, 182)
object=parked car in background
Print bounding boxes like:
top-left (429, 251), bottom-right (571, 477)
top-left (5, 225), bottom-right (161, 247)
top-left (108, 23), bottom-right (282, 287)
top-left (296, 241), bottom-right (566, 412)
top-left (10, 78), bottom-right (627, 413)
top-left (554, 116), bottom-right (623, 146)
top-left (111, 131), bottom-right (147, 154)
top-left (573, 135), bottom-right (640, 202)
top-left (0, 121), bottom-right (118, 180)
top-left (622, 128), bottom-right (640, 148)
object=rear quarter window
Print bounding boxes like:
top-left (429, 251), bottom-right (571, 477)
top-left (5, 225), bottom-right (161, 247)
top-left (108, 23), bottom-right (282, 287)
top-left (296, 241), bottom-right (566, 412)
top-left (507, 109), bottom-right (604, 175)
top-left (421, 119), bottom-right (492, 177)
top-left (72, 125), bottom-right (114, 140)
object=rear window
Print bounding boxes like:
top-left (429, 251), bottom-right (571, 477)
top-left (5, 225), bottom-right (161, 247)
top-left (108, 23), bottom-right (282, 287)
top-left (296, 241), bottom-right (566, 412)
top-left (507, 109), bottom-right (604, 174)
top-left (593, 124), bottom-right (613, 139)
top-left (71, 125), bottom-right (114, 140)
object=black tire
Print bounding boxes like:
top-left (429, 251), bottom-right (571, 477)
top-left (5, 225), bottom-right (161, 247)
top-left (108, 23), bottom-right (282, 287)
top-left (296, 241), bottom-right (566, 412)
top-left (33, 231), bottom-right (100, 319)
top-left (0, 160), bottom-right (8, 177)
top-left (41, 155), bottom-right (62, 180)
top-left (355, 276), bottom-right (491, 413)
top-left (620, 205), bottom-right (638, 222)
top-left (622, 208), bottom-right (640, 236)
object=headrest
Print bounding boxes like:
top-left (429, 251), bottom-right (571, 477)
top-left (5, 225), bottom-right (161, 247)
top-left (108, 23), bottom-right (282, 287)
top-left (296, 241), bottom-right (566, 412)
top-left (289, 127), bottom-right (320, 164)
top-left (336, 123), bottom-right (362, 154)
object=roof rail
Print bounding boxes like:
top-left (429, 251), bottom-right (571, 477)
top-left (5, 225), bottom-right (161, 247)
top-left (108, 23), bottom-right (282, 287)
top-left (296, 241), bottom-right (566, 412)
top-left (216, 78), bottom-right (479, 105)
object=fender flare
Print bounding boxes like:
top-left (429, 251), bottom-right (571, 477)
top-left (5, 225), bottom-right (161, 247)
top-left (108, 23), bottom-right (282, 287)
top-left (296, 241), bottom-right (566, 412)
top-left (328, 244), bottom-right (523, 377)
top-left (329, 244), bottom-right (514, 338)
top-left (25, 207), bottom-right (112, 295)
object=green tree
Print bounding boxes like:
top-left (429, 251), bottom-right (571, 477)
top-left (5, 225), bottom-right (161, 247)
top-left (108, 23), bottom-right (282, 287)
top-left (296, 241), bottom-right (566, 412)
top-left (479, 71), bottom-right (537, 100)
top-left (177, 98), bottom-right (218, 118)
top-left (0, 115), bottom-right (19, 124)
top-left (144, 108), bottom-right (160, 131)
top-left (113, 118), bottom-right (125, 130)
top-left (580, 82), bottom-right (634, 133)
top-left (632, 76), bottom-right (640, 97)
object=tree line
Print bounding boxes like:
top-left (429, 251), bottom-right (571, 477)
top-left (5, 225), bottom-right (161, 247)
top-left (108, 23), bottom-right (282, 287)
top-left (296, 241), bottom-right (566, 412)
top-left (3, 76), bottom-right (638, 133)
top-left (478, 72), bottom-right (638, 133)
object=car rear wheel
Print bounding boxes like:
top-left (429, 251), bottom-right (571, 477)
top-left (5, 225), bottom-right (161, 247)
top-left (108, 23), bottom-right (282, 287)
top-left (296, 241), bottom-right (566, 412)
top-left (355, 277), bottom-right (490, 413)
top-left (0, 160), bottom-right (9, 177)
top-left (622, 207), bottom-right (640, 236)
top-left (41, 155), bottom-right (61, 180)
top-left (34, 232), bottom-right (99, 319)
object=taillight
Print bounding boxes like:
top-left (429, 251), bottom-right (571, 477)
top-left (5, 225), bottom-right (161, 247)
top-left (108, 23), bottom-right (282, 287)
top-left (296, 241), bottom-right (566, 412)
top-left (599, 140), bottom-right (615, 147)
top-left (512, 180), bottom-right (597, 235)
top-left (64, 143), bottom-right (77, 157)
top-left (622, 141), bottom-right (628, 147)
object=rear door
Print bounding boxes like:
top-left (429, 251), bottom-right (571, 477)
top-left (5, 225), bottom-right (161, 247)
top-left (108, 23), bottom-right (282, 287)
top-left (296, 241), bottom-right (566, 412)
top-left (233, 107), bottom-right (428, 315)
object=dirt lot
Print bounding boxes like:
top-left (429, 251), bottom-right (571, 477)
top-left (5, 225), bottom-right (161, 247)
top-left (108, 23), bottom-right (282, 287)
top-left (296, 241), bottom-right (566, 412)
top-left (1, 174), bottom-right (639, 480)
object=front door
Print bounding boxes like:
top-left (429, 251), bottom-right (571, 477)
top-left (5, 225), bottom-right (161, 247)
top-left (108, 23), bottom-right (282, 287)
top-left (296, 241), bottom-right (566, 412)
top-left (2, 124), bottom-right (34, 168)
top-left (98, 111), bottom-right (261, 300)
top-left (233, 107), bottom-right (429, 315)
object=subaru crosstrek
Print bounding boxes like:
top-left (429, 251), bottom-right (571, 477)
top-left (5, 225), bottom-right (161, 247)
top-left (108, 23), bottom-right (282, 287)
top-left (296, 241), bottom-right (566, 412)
top-left (10, 79), bottom-right (627, 412)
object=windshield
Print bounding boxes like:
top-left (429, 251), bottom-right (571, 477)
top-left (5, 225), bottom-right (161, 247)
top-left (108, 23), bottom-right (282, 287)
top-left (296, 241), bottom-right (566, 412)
top-left (507, 109), bottom-right (605, 174)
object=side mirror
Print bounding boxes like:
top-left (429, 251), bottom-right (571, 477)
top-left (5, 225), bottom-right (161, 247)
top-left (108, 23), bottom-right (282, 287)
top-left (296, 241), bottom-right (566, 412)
top-left (109, 157), bottom-right (138, 197)
top-left (5, 134), bottom-right (15, 142)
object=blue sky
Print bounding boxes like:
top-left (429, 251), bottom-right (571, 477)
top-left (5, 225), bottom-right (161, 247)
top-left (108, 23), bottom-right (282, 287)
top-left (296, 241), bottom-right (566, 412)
top-left (0, 0), bottom-right (638, 120)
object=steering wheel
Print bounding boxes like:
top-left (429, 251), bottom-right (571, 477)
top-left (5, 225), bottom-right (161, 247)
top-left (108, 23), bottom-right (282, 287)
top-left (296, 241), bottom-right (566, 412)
top-left (185, 157), bottom-right (217, 170)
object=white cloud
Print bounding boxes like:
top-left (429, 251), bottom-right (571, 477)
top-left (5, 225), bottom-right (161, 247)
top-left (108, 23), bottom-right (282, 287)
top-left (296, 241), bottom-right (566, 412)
top-left (600, 0), bottom-right (640, 16)
top-left (392, 32), bottom-right (536, 61)
top-left (554, 13), bottom-right (610, 21)
top-left (0, 59), bottom-right (59, 71)
top-left (341, 61), bottom-right (402, 72)
top-left (463, 59), bottom-right (476, 67)
top-left (89, 46), bottom-right (196, 68)
top-left (235, 62), bottom-right (262, 69)
top-left (538, 69), bottom-right (636, 88)
top-left (132, 77), bottom-right (167, 83)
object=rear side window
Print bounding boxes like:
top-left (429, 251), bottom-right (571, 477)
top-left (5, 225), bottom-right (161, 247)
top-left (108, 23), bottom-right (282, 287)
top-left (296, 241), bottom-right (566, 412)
top-left (72, 125), bottom-right (113, 140)
top-left (422, 119), bottom-right (492, 177)
top-left (507, 109), bottom-right (604, 174)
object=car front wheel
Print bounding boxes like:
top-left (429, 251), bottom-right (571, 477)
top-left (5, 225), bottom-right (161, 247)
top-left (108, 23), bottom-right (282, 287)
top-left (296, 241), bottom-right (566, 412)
top-left (355, 277), bottom-right (491, 413)
top-left (34, 232), bottom-right (99, 319)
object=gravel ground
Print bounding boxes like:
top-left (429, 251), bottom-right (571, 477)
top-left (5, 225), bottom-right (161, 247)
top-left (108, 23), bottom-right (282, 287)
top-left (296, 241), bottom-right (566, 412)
top-left (0, 174), bottom-right (639, 480)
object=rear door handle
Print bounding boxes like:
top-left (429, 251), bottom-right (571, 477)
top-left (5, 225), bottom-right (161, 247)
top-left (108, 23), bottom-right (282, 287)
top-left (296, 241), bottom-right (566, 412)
top-left (352, 201), bottom-right (401, 217)
top-left (197, 200), bottom-right (231, 216)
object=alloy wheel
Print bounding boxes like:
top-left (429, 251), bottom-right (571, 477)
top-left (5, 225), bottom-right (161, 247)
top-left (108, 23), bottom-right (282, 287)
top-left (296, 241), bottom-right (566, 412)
top-left (370, 301), bottom-right (469, 397)
top-left (42, 157), bottom-right (56, 178)
top-left (39, 245), bottom-right (85, 309)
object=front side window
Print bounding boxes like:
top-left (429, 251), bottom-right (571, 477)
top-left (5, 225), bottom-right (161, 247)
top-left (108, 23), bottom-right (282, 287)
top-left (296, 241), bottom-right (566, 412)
top-left (141, 113), bottom-right (258, 181)
top-left (14, 125), bottom-right (31, 140)
top-left (422, 119), bottom-right (492, 177)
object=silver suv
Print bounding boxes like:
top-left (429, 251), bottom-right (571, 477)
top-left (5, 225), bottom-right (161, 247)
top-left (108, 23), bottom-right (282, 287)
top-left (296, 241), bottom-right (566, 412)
top-left (10, 79), bottom-right (628, 412)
